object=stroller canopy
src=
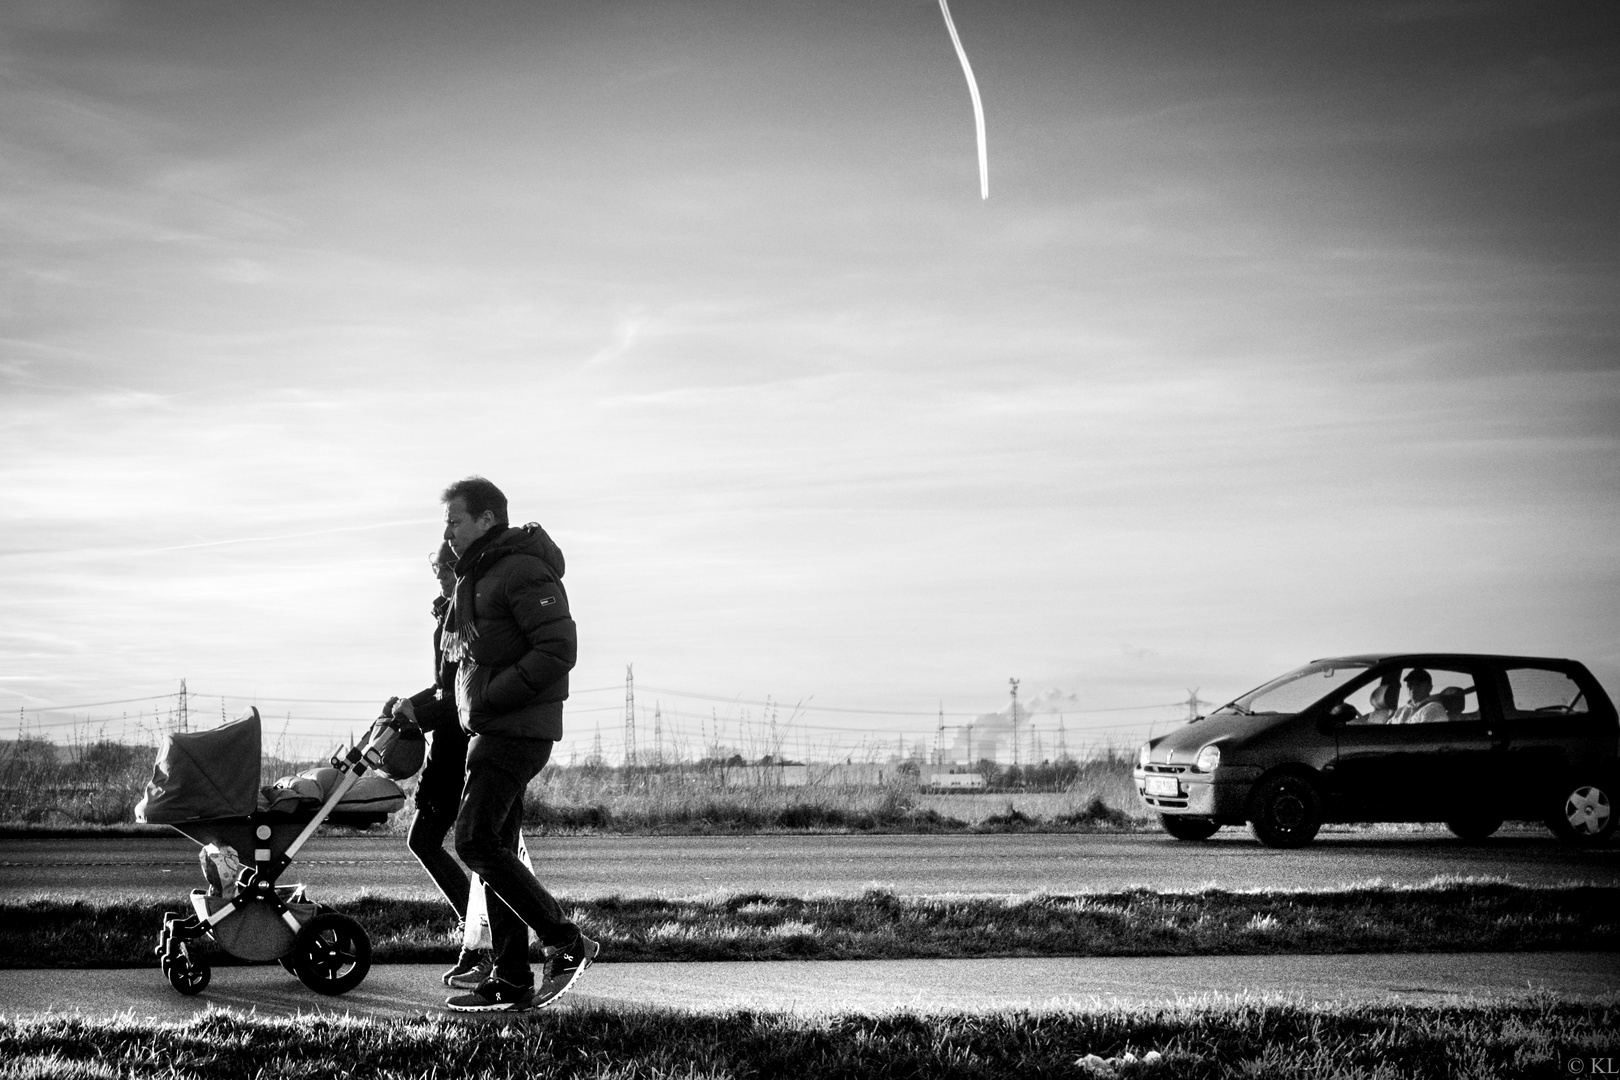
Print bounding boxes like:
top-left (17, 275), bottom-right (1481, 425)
top-left (135, 708), bottom-right (262, 824)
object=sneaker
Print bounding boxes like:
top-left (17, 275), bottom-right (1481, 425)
top-left (445, 975), bottom-right (535, 1012)
top-left (533, 933), bottom-right (599, 1007)
top-left (442, 948), bottom-right (492, 989)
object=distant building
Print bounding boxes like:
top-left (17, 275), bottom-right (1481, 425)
top-left (925, 771), bottom-right (986, 791)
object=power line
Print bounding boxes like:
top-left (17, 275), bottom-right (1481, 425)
top-left (184, 684), bottom-right (628, 703)
top-left (631, 683), bottom-right (1182, 718)
top-left (187, 693), bottom-right (381, 705)
top-left (6, 675), bottom-right (1194, 759)
top-left (12, 693), bottom-right (178, 713)
top-left (8, 701), bottom-right (1188, 731)
top-left (14, 682), bottom-right (1184, 721)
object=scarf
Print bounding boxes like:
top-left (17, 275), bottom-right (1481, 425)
top-left (441, 524), bottom-right (507, 661)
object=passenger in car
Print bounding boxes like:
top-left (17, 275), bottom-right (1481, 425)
top-left (1390, 669), bottom-right (1449, 724)
top-left (1436, 686), bottom-right (1468, 721)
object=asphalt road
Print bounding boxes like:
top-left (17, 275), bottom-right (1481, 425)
top-left (3, 828), bottom-right (1615, 900)
top-left (2, 954), bottom-right (1614, 1022)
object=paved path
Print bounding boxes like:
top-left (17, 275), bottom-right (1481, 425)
top-left (4, 829), bottom-right (1615, 900)
top-left (1, 954), bottom-right (1612, 1022)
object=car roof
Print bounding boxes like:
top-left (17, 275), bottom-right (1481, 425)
top-left (1313, 652), bottom-right (1585, 667)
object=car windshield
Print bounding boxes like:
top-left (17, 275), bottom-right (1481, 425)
top-left (1218, 660), bottom-right (1374, 716)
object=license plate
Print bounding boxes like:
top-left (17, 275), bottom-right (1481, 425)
top-left (1145, 775), bottom-right (1179, 797)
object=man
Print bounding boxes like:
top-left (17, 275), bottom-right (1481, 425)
top-left (394, 542), bottom-right (484, 989)
top-left (1390, 669), bottom-right (1448, 725)
top-left (437, 475), bottom-right (597, 1012)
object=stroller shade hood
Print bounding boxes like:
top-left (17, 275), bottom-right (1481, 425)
top-left (136, 706), bottom-right (407, 832)
top-left (136, 709), bottom-right (262, 824)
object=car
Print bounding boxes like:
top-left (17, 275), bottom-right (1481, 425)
top-left (1134, 653), bottom-right (1618, 848)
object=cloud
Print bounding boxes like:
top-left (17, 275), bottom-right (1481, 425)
top-left (2, 0), bottom-right (1617, 752)
top-left (586, 307), bottom-right (646, 366)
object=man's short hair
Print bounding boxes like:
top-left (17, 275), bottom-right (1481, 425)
top-left (441, 476), bottom-right (509, 526)
top-left (1404, 668), bottom-right (1431, 684)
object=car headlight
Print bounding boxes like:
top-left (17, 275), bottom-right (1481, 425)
top-left (1194, 744), bottom-right (1221, 772)
top-left (1137, 742), bottom-right (1152, 768)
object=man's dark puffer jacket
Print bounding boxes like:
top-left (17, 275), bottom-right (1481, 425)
top-left (446, 523), bottom-right (576, 741)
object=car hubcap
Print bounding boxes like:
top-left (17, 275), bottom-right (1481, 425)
top-left (1273, 790), bottom-right (1305, 832)
top-left (1565, 786), bottom-right (1612, 836)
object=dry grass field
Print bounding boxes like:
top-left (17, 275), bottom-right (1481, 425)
top-left (1, 734), bottom-right (1149, 834)
top-left (915, 759), bottom-right (1148, 826)
top-left (514, 751), bottom-right (1149, 832)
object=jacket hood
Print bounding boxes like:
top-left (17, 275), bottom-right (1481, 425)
top-left (444, 522), bottom-right (567, 652)
top-left (483, 521), bottom-right (565, 579)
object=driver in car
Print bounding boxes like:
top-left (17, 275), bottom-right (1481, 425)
top-left (1390, 668), bottom-right (1449, 724)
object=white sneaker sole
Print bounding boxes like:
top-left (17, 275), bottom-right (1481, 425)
top-left (444, 995), bottom-right (535, 1013)
top-left (533, 942), bottom-right (598, 1009)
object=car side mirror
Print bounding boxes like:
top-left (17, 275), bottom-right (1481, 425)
top-left (1325, 703), bottom-right (1357, 726)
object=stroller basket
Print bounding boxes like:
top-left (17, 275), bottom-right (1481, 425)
top-left (137, 706), bottom-right (412, 997)
top-left (190, 883), bottom-right (318, 962)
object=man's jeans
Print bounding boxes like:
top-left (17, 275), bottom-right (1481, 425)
top-left (453, 733), bottom-right (577, 983)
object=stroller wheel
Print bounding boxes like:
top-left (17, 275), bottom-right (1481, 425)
top-left (163, 953), bottom-right (211, 996)
top-left (280, 903), bottom-right (329, 973)
top-left (288, 912), bottom-right (371, 996)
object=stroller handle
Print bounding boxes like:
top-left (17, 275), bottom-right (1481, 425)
top-left (278, 717), bottom-right (405, 874)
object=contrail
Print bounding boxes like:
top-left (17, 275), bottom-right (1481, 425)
top-left (937, 0), bottom-right (988, 199)
top-left (129, 518), bottom-right (442, 556)
top-left (0, 518), bottom-right (441, 562)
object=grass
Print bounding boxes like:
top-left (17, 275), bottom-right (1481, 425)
top-left (3, 881), bottom-right (1615, 969)
top-left (0, 739), bottom-right (154, 828)
top-left (513, 790), bottom-right (1140, 834)
top-left (514, 755), bottom-right (1150, 834)
top-left (0, 739), bottom-right (1154, 835)
top-left (2, 997), bottom-right (1616, 1079)
top-left (913, 760), bottom-right (1145, 827)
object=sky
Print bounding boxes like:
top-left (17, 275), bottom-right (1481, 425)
top-left (2, 0), bottom-right (1617, 765)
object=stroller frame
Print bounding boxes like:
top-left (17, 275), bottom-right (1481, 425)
top-left (156, 715), bottom-right (405, 996)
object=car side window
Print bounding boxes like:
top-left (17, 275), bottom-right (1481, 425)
top-left (1387, 667), bottom-right (1477, 725)
top-left (1500, 667), bottom-right (1588, 718)
top-left (1340, 676), bottom-right (1399, 724)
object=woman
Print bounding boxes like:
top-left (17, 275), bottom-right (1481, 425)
top-left (396, 542), bottom-right (487, 988)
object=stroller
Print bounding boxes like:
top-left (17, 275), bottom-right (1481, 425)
top-left (135, 705), bottom-right (421, 997)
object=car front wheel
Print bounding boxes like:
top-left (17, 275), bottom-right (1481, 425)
top-left (1546, 780), bottom-right (1615, 845)
top-left (1248, 774), bottom-right (1323, 848)
top-left (1159, 814), bottom-right (1220, 841)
